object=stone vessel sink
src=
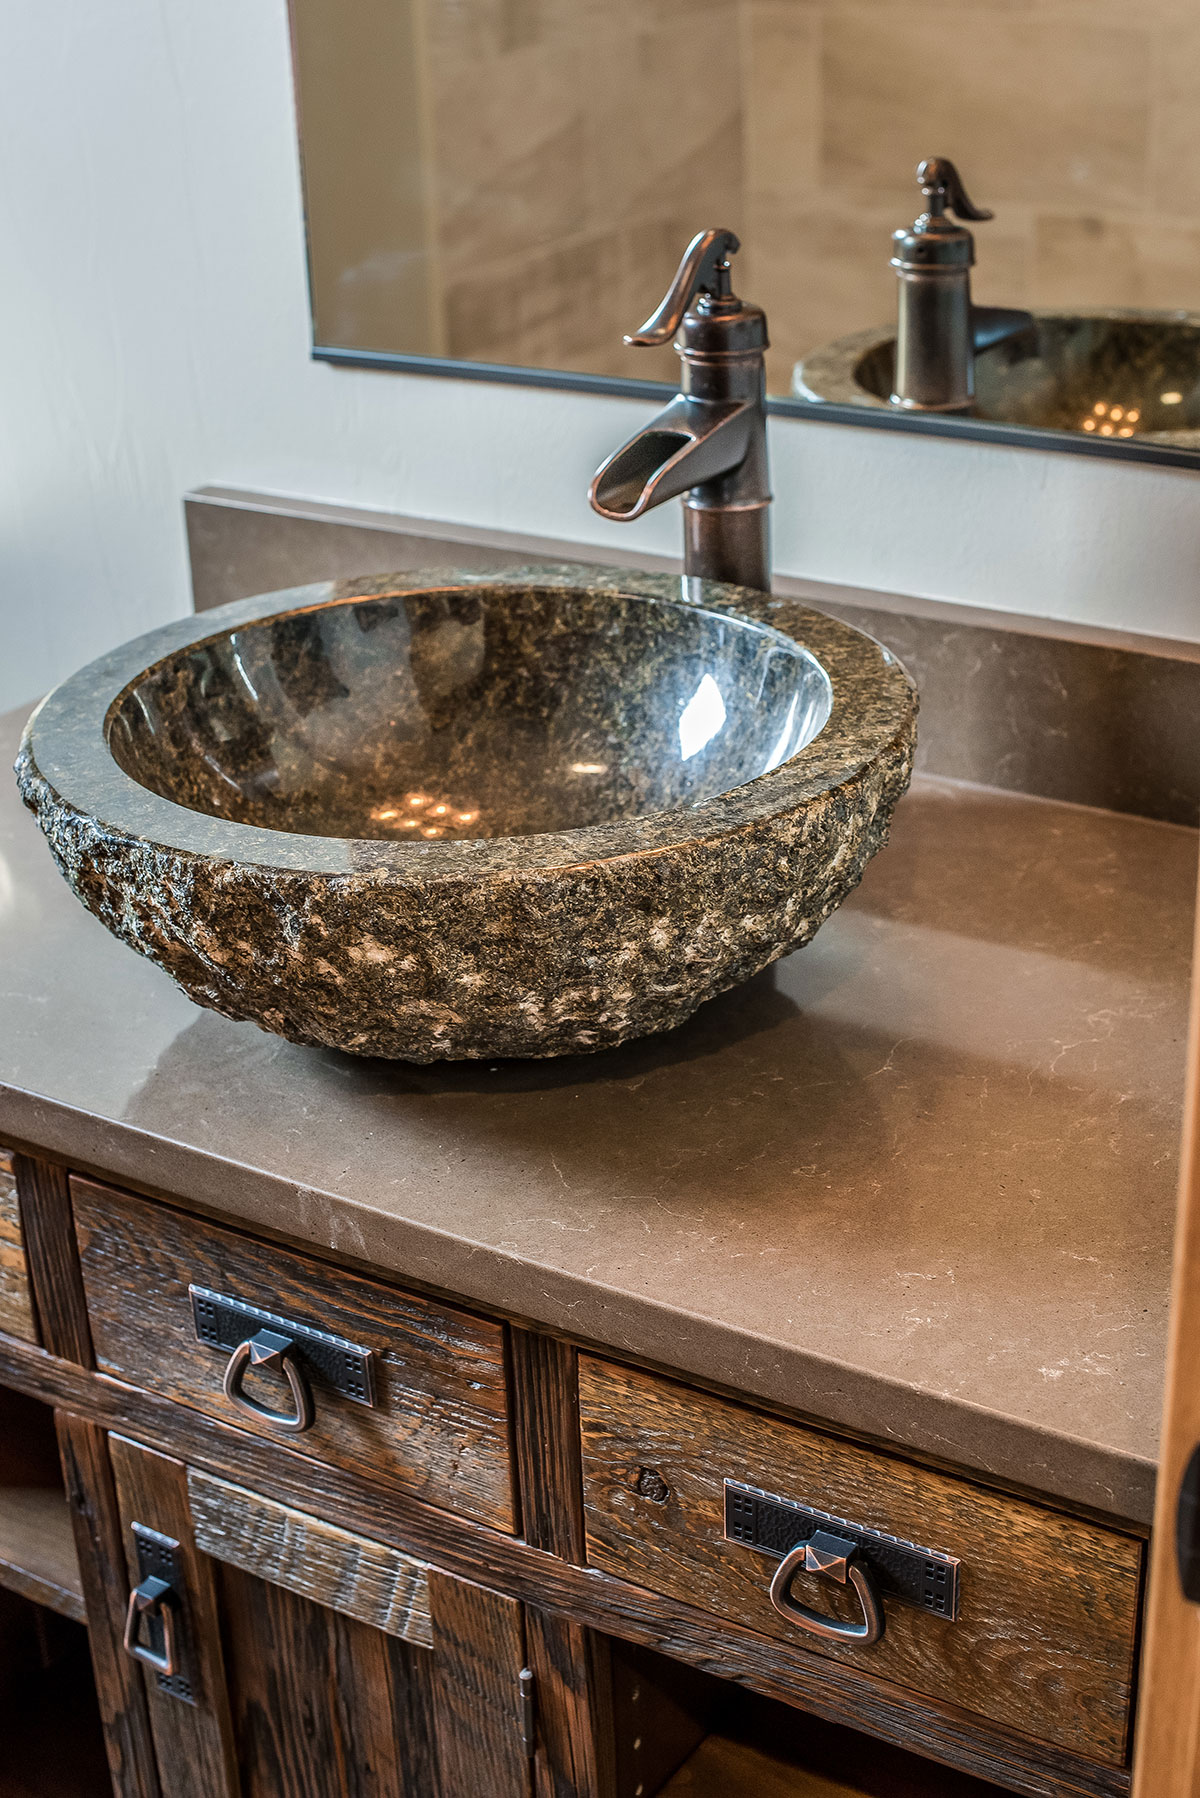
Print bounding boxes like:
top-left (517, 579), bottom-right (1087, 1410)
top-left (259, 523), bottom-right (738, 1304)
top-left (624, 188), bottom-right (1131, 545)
top-left (16, 566), bottom-right (916, 1062)
top-left (794, 309), bottom-right (1200, 444)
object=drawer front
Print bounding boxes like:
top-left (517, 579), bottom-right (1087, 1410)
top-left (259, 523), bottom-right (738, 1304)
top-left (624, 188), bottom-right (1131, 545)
top-left (579, 1358), bottom-right (1141, 1766)
top-left (0, 1150), bottom-right (36, 1342)
top-left (73, 1180), bottom-right (514, 1531)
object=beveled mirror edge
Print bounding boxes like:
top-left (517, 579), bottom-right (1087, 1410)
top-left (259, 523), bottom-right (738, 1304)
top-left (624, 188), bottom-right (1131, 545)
top-left (313, 344), bottom-right (1200, 475)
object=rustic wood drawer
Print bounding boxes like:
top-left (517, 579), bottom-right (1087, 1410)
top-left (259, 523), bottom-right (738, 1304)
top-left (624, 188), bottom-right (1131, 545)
top-left (0, 1150), bottom-right (36, 1342)
top-left (579, 1358), bottom-right (1142, 1768)
top-left (73, 1180), bottom-right (514, 1531)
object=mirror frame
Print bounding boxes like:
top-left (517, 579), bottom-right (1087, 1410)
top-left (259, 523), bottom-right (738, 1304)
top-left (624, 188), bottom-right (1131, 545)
top-left (313, 341), bottom-right (1200, 474)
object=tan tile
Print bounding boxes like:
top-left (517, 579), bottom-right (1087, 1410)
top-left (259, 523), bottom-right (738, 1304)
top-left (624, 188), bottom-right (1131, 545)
top-left (1131, 221), bottom-right (1200, 311)
top-left (742, 1), bottom-right (821, 205)
top-left (441, 217), bottom-right (697, 380)
top-left (428, 36), bottom-right (588, 276)
top-left (1032, 212), bottom-right (1200, 312)
top-left (1150, 25), bottom-right (1200, 218)
top-left (821, 10), bottom-right (1152, 212)
top-left (444, 232), bottom-right (612, 364)
top-left (424, 0), bottom-right (579, 57)
top-left (578, 7), bottom-right (744, 232)
top-left (971, 219), bottom-right (1035, 311)
top-left (1033, 215), bottom-right (1140, 308)
top-left (743, 201), bottom-right (898, 389)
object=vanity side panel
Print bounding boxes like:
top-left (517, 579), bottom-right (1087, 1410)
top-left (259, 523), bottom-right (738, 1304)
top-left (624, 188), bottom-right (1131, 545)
top-left (579, 1357), bottom-right (1141, 1767)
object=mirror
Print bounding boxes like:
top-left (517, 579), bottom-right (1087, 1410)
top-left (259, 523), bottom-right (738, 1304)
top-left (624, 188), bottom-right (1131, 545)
top-left (287, 0), bottom-right (1200, 463)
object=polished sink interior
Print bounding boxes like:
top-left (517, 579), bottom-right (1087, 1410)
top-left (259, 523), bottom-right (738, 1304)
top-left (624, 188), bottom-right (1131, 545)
top-left (18, 567), bottom-right (915, 1062)
top-left (106, 585), bottom-right (832, 843)
top-left (795, 310), bottom-right (1200, 443)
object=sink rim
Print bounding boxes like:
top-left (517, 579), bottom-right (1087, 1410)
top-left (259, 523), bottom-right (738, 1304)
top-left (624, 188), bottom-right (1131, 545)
top-left (793, 306), bottom-right (1200, 445)
top-left (19, 563), bottom-right (915, 882)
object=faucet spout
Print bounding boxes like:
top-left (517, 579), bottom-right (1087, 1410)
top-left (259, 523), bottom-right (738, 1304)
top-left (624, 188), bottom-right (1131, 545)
top-left (971, 304), bottom-right (1035, 354)
top-left (589, 397), bottom-right (755, 522)
top-left (587, 229), bottom-right (772, 592)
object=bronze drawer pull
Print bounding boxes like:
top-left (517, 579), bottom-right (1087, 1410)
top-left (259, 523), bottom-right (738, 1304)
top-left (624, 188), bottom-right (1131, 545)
top-left (768, 1530), bottom-right (885, 1646)
top-left (190, 1285), bottom-right (376, 1412)
top-left (223, 1327), bottom-right (315, 1433)
top-left (123, 1574), bottom-right (179, 1675)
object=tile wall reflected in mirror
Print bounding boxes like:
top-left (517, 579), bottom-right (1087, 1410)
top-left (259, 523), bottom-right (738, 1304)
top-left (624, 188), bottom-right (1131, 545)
top-left (289, 0), bottom-right (1200, 450)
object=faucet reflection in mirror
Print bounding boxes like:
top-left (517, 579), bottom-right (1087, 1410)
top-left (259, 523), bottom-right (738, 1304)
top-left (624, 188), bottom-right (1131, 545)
top-left (589, 229), bottom-right (771, 593)
top-left (890, 159), bottom-right (1033, 414)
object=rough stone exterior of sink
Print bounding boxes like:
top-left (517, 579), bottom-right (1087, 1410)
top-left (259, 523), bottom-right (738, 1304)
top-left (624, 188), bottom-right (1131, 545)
top-left (16, 566), bottom-right (917, 1061)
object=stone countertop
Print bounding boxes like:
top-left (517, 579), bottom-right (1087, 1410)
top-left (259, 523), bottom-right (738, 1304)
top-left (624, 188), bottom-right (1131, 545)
top-left (0, 703), bottom-right (1190, 1524)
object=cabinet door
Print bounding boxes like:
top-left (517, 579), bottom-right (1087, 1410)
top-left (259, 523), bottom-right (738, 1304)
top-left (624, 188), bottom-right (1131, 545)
top-left (105, 1435), bottom-right (532, 1798)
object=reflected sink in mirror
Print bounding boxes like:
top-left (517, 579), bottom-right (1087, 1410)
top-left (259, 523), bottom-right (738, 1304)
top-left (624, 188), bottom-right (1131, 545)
top-left (794, 310), bottom-right (1200, 445)
top-left (17, 567), bottom-right (916, 1063)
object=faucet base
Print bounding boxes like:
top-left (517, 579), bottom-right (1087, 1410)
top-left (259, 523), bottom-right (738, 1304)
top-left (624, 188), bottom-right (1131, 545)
top-left (684, 501), bottom-right (770, 593)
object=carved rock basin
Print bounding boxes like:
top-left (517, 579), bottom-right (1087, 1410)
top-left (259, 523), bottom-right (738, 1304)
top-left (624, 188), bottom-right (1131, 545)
top-left (16, 566), bottom-right (916, 1061)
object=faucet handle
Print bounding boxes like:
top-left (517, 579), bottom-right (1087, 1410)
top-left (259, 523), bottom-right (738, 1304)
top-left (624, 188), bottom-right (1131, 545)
top-left (916, 157), bottom-right (993, 223)
top-left (626, 228), bottom-right (742, 347)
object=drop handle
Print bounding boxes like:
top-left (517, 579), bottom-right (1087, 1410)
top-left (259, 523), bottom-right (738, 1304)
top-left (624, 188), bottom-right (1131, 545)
top-left (768, 1530), bottom-right (885, 1646)
top-left (123, 1574), bottom-right (179, 1675)
top-left (223, 1327), bottom-right (315, 1433)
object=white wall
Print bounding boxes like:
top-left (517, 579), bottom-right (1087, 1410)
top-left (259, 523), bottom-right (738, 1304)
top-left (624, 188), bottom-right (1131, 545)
top-left (2, 0), bottom-right (1199, 714)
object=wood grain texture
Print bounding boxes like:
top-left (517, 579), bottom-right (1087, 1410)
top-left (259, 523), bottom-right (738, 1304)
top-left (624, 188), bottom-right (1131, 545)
top-left (74, 1178), bottom-right (513, 1530)
top-left (14, 1154), bottom-right (92, 1363)
top-left (0, 1153), bottom-right (36, 1342)
top-left (525, 1608), bottom-right (615, 1798)
top-left (55, 1412), bottom-right (163, 1798)
top-left (108, 1434), bottom-right (239, 1798)
top-left (0, 1327), bottom-right (1129, 1798)
top-left (429, 1567), bottom-right (530, 1798)
top-left (1133, 862), bottom-right (1200, 1796)
top-left (0, 1485), bottom-right (84, 1620)
top-left (187, 1466), bottom-right (433, 1647)
top-left (510, 1328), bottom-right (586, 1561)
top-left (579, 1357), bottom-right (1141, 1768)
top-left (216, 1560), bottom-right (441, 1798)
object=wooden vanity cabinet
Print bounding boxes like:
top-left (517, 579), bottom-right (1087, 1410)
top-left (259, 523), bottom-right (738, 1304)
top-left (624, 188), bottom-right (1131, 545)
top-left (0, 1150), bottom-right (1147, 1798)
